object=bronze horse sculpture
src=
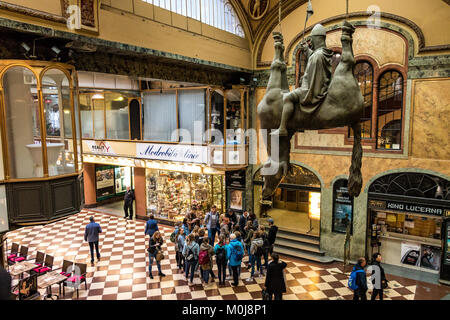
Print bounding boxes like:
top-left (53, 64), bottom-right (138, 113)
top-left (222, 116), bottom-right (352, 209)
top-left (257, 21), bottom-right (363, 199)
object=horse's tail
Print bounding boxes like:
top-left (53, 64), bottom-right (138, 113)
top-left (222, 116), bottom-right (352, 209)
top-left (348, 122), bottom-right (363, 197)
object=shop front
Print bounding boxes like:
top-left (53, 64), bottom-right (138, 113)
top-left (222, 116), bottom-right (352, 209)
top-left (253, 164), bottom-right (322, 235)
top-left (367, 172), bottom-right (450, 276)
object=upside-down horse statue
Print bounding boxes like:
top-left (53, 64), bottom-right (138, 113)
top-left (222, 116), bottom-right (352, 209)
top-left (257, 21), bottom-right (364, 200)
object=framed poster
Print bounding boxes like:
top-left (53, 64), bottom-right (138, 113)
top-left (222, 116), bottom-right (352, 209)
top-left (332, 179), bottom-right (354, 234)
top-left (401, 242), bottom-right (421, 266)
top-left (420, 245), bottom-right (441, 271)
top-left (228, 189), bottom-right (244, 211)
top-left (95, 165), bottom-right (115, 200)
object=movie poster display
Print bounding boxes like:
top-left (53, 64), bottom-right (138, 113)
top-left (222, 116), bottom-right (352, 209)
top-left (420, 245), bottom-right (441, 270)
top-left (400, 242), bottom-right (421, 266)
top-left (332, 179), bottom-right (354, 234)
top-left (229, 189), bottom-right (244, 211)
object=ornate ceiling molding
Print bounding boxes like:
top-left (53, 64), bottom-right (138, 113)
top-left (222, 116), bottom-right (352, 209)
top-left (257, 10), bottom-right (450, 67)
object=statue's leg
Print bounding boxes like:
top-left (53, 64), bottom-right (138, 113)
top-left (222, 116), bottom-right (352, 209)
top-left (270, 96), bottom-right (293, 136)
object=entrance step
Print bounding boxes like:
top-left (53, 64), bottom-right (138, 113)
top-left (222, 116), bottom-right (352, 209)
top-left (272, 228), bottom-right (335, 264)
top-left (274, 246), bottom-right (336, 264)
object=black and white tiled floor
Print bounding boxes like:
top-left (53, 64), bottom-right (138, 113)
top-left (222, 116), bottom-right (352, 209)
top-left (5, 210), bottom-right (447, 300)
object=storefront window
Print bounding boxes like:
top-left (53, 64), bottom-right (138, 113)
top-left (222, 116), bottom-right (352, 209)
top-left (3, 67), bottom-right (42, 178)
top-left (143, 91), bottom-right (177, 142)
top-left (225, 89), bottom-right (242, 145)
top-left (96, 165), bottom-right (133, 201)
top-left (79, 94), bottom-right (93, 138)
top-left (210, 90), bottom-right (224, 145)
top-left (178, 89), bottom-right (206, 143)
top-left (377, 71), bottom-right (403, 150)
top-left (350, 62), bottom-right (373, 138)
top-left (146, 169), bottom-right (224, 222)
top-left (105, 92), bottom-right (130, 140)
top-left (93, 95), bottom-right (105, 139)
top-left (42, 69), bottom-right (75, 176)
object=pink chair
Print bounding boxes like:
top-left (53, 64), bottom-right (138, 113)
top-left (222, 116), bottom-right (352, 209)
top-left (31, 254), bottom-right (53, 275)
top-left (8, 245), bottom-right (28, 265)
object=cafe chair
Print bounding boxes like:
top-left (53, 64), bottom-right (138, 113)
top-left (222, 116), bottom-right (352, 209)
top-left (29, 251), bottom-right (45, 268)
top-left (7, 243), bottom-right (19, 260)
top-left (31, 254), bottom-right (54, 275)
top-left (58, 260), bottom-right (74, 297)
top-left (64, 262), bottom-right (87, 299)
top-left (8, 245), bottom-right (28, 265)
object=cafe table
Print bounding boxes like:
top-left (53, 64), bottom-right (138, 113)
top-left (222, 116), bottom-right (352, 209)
top-left (38, 271), bottom-right (68, 300)
top-left (9, 261), bottom-right (37, 279)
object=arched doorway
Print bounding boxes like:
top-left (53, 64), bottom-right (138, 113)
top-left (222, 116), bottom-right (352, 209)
top-left (367, 171), bottom-right (450, 276)
top-left (253, 164), bottom-right (321, 235)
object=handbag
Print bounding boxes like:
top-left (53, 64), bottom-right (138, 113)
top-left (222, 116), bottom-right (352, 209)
top-left (156, 250), bottom-right (165, 262)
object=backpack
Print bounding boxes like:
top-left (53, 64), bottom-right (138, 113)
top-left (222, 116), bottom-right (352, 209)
top-left (255, 244), bottom-right (264, 257)
top-left (199, 250), bottom-right (210, 265)
top-left (216, 246), bottom-right (227, 264)
top-left (186, 246), bottom-right (196, 262)
top-left (170, 231), bottom-right (176, 243)
top-left (348, 269), bottom-right (365, 291)
top-left (231, 244), bottom-right (244, 261)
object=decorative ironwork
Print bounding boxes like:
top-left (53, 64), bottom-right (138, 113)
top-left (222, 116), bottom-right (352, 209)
top-left (369, 172), bottom-right (450, 200)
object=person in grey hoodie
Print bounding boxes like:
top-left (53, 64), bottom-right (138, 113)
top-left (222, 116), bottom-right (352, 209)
top-left (248, 231), bottom-right (264, 281)
top-left (176, 227), bottom-right (186, 270)
top-left (182, 233), bottom-right (200, 285)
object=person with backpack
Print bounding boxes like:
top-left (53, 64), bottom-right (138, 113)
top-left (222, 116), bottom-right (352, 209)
top-left (183, 233), bottom-right (200, 285)
top-left (227, 233), bottom-right (244, 286)
top-left (267, 218), bottom-right (278, 255)
top-left (205, 205), bottom-right (220, 246)
top-left (199, 237), bottom-right (215, 285)
top-left (371, 253), bottom-right (388, 300)
top-left (264, 253), bottom-right (287, 300)
top-left (214, 234), bottom-right (229, 286)
top-left (248, 231), bottom-right (264, 281)
top-left (176, 227), bottom-right (186, 270)
top-left (349, 257), bottom-right (368, 300)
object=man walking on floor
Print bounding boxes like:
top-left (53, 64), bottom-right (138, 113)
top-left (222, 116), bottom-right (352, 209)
top-left (84, 216), bottom-right (102, 265)
top-left (124, 186), bottom-right (135, 220)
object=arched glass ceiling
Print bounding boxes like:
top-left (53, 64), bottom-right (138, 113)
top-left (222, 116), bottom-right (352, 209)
top-left (143, 0), bottom-right (245, 37)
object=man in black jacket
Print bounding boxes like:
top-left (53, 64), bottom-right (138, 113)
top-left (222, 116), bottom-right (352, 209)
top-left (123, 186), bottom-right (135, 220)
top-left (267, 219), bottom-right (278, 255)
top-left (239, 211), bottom-right (249, 235)
top-left (0, 266), bottom-right (11, 300)
top-left (264, 253), bottom-right (287, 300)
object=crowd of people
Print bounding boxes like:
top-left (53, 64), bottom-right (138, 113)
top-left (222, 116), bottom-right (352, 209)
top-left (143, 204), bottom-right (286, 300)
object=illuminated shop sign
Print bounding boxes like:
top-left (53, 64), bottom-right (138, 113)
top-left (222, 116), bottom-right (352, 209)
top-left (369, 199), bottom-right (448, 216)
top-left (85, 140), bottom-right (115, 155)
top-left (136, 143), bottom-right (207, 164)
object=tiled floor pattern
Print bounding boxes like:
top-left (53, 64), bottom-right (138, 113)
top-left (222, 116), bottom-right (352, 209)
top-left (5, 210), bottom-right (449, 300)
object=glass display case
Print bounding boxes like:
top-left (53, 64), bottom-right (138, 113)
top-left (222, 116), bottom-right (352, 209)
top-left (146, 169), bottom-right (225, 222)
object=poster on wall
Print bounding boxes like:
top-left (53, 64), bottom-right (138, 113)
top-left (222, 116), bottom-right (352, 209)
top-left (420, 245), bottom-right (441, 271)
top-left (446, 222), bottom-right (450, 265)
top-left (332, 179), bottom-right (353, 234)
top-left (96, 166), bottom-right (115, 199)
top-left (400, 242), bottom-right (421, 266)
top-left (229, 189), bottom-right (244, 211)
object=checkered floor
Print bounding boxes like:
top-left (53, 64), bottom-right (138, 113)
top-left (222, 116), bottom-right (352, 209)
top-left (6, 210), bottom-right (418, 300)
